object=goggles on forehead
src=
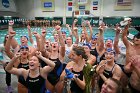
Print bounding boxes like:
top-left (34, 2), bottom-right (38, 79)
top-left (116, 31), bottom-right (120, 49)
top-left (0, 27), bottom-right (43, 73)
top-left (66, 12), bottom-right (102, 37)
top-left (83, 43), bottom-right (91, 49)
top-left (20, 35), bottom-right (29, 40)
top-left (20, 45), bottom-right (29, 50)
top-left (92, 35), bottom-right (97, 40)
top-left (105, 38), bottom-right (113, 42)
top-left (105, 48), bottom-right (115, 55)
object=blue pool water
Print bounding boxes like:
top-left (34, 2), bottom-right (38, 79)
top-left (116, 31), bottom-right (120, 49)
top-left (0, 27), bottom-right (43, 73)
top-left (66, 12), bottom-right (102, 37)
top-left (0, 27), bottom-right (138, 44)
top-left (0, 27), bottom-right (139, 60)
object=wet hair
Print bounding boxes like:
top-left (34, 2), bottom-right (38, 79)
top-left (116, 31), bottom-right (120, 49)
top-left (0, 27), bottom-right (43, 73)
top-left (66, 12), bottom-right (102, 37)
top-left (105, 37), bottom-right (113, 43)
top-left (83, 43), bottom-right (91, 49)
top-left (133, 32), bottom-right (140, 39)
top-left (20, 45), bottom-right (29, 50)
top-left (109, 78), bottom-right (130, 93)
top-left (20, 35), bottom-right (29, 40)
top-left (72, 46), bottom-right (88, 60)
top-left (92, 35), bottom-right (97, 40)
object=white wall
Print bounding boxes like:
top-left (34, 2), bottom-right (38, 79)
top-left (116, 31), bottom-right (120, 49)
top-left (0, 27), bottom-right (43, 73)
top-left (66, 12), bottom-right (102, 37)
top-left (15, 0), bottom-right (35, 19)
top-left (0, 0), bottom-right (18, 16)
top-left (102, 0), bottom-right (140, 17)
top-left (15, 0), bottom-right (140, 19)
top-left (34, 0), bottom-right (64, 17)
top-left (0, 0), bottom-right (16, 12)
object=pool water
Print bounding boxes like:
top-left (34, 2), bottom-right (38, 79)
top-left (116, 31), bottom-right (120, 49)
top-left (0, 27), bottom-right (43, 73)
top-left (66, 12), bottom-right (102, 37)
top-left (0, 27), bottom-right (138, 44)
top-left (0, 27), bottom-right (138, 60)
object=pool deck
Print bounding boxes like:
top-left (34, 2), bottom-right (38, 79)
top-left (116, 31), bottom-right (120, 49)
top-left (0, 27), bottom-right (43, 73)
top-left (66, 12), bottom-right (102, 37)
top-left (0, 64), bottom-right (18, 93)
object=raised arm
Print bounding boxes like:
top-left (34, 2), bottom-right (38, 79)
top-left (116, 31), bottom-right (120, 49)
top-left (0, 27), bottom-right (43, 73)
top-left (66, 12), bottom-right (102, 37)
top-left (96, 61), bottom-right (107, 81)
top-left (5, 30), bottom-right (16, 59)
top-left (5, 53), bottom-right (26, 76)
top-left (98, 23), bottom-right (105, 52)
top-left (39, 28), bottom-right (50, 58)
top-left (36, 51), bottom-right (55, 68)
top-left (55, 25), bottom-right (65, 58)
top-left (121, 21), bottom-right (131, 48)
top-left (86, 20), bottom-right (93, 41)
top-left (36, 51), bottom-right (55, 78)
top-left (66, 24), bottom-right (72, 37)
top-left (8, 21), bottom-right (18, 49)
top-left (112, 65), bottom-right (122, 80)
top-left (81, 22), bottom-right (89, 42)
top-left (27, 25), bottom-right (33, 44)
top-left (114, 25), bottom-right (121, 54)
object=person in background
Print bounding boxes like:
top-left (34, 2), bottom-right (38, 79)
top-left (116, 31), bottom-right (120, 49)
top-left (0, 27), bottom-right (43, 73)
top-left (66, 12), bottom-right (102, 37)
top-left (0, 34), bottom-right (13, 93)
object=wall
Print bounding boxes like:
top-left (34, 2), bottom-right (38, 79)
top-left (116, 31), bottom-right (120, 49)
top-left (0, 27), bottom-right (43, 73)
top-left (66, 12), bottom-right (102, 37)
top-left (0, 0), bottom-right (18, 16)
top-left (15, 0), bottom-right (35, 19)
top-left (34, 0), bottom-right (64, 17)
top-left (102, 0), bottom-right (140, 17)
top-left (14, 0), bottom-right (140, 18)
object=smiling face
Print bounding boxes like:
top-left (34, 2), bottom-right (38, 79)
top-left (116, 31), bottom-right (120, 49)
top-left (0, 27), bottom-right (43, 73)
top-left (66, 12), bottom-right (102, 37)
top-left (20, 46), bottom-right (29, 58)
top-left (91, 38), bottom-right (97, 45)
top-left (101, 78), bottom-right (118, 93)
top-left (83, 45), bottom-right (90, 54)
top-left (105, 39), bottom-right (113, 48)
top-left (51, 42), bottom-right (59, 51)
top-left (105, 50), bottom-right (115, 62)
top-left (29, 56), bottom-right (40, 70)
top-left (66, 37), bottom-right (72, 45)
top-left (70, 50), bottom-right (80, 62)
top-left (81, 31), bottom-right (86, 39)
top-left (20, 36), bottom-right (28, 45)
top-left (53, 34), bottom-right (58, 41)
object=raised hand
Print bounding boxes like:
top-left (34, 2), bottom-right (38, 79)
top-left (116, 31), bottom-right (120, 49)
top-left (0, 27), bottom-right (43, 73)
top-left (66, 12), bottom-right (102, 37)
top-left (9, 20), bottom-right (14, 26)
top-left (9, 30), bottom-right (16, 37)
top-left (35, 51), bottom-right (42, 58)
top-left (27, 25), bottom-right (31, 30)
top-left (86, 20), bottom-right (90, 25)
top-left (98, 22), bottom-right (105, 31)
top-left (96, 64), bottom-right (105, 74)
top-left (66, 24), bottom-right (70, 28)
top-left (115, 24), bottom-right (121, 33)
top-left (14, 52), bottom-right (21, 59)
top-left (41, 28), bottom-right (47, 37)
top-left (32, 31), bottom-right (40, 38)
top-left (74, 19), bottom-right (78, 23)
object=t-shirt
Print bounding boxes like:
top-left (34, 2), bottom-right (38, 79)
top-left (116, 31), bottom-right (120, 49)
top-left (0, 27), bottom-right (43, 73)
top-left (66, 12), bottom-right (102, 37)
top-left (0, 44), bottom-right (11, 62)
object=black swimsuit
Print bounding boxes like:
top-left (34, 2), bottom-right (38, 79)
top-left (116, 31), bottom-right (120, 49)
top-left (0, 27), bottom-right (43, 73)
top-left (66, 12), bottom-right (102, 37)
top-left (18, 62), bottom-right (29, 87)
top-left (47, 58), bottom-right (63, 85)
top-left (26, 69), bottom-right (46, 93)
top-left (70, 70), bottom-right (84, 93)
top-left (98, 64), bottom-right (116, 90)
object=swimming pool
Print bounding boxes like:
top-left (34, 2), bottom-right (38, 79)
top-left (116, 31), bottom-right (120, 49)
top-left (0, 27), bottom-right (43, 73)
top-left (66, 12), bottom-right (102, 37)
top-left (0, 27), bottom-right (138, 60)
top-left (0, 27), bottom-right (138, 44)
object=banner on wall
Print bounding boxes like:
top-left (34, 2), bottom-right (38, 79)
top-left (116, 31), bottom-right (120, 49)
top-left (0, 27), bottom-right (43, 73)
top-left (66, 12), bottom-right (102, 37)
top-left (67, 0), bottom-right (91, 12)
top-left (0, 0), bottom-right (16, 12)
top-left (41, 0), bottom-right (55, 12)
top-left (114, 0), bottom-right (133, 10)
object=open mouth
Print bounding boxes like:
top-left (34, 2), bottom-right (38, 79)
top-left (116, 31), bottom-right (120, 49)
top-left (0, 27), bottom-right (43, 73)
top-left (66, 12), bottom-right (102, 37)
top-left (42, 31), bottom-right (46, 34)
top-left (22, 52), bottom-right (27, 55)
top-left (30, 64), bottom-right (34, 67)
